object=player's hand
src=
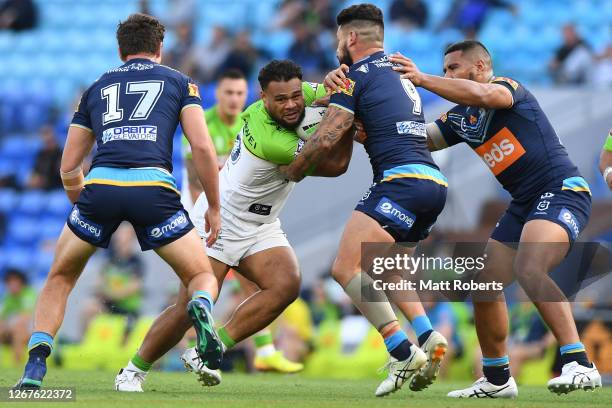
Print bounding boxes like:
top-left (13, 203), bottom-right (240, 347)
top-left (204, 207), bottom-right (221, 247)
top-left (389, 52), bottom-right (424, 86)
top-left (353, 118), bottom-right (367, 144)
top-left (324, 64), bottom-right (350, 93)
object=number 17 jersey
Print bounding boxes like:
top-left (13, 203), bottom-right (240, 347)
top-left (71, 58), bottom-right (202, 173)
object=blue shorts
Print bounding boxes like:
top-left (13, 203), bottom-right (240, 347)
top-left (67, 168), bottom-right (193, 250)
top-left (491, 177), bottom-right (592, 244)
top-left (355, 164), bottom-right (448, 243)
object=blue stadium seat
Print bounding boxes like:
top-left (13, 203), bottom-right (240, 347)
top-left (16, 190), bottom-right (47, 216)
top-left (4, 246), bottom-right (32, 271)
top-left (35, 250), bottom-right (55, 280)
top-left (0, 188), bottom-right (19, 213)
top-left (39, 216), bottom-right (66, 241)
top-left (7, 216), bottom-right (40, 246)
top-left (45, 190), bottom-right (72, 217)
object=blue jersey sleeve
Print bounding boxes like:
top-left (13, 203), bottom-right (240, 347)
top-left (181, 76), bottom-right (203, 113)
top-left (329, 71), bottom-right (363, 114)
top-left (71, 88), bottom-right (92, 131)
top-left (433, 109), bottom-right (464, 148)
top-left (490, 76), bottom-right (527, 107)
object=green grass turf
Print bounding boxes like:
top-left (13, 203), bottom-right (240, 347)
top-left (0, 368), bottom-right (609, 408)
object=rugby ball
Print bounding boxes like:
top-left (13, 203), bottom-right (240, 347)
top-left (296, 106), bottom-right (326, 141)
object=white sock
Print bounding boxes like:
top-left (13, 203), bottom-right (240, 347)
top-left (256, 344), bottom-right (276, 358)
top-left (126, 360), bottom-right (147, 374)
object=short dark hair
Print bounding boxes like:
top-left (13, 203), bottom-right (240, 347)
top-left (217, 69), bottom-right (246, 82)
top-left (3, 268), bottom-right (28, 285)
top-left (444, 40), bottom-right (491, 58)
top-left (336, 3), bottom-right (384, 29)
top-left (258, 60), bottom-right (302, 90)
top-left (116, 13), bottom-right (165, 60)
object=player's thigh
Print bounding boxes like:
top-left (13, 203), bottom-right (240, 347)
top-left (333, 211), bottom-right (395, 287)
top-left (515, 219), bottom-right (570, 276)
top-left (49, 224), bottom-right (97, 280)
top-left (155, 228), bottom-right (214, 282)
top-left (238, 246), bottom-right (300, 296)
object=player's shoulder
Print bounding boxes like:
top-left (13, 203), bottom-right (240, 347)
top-left (490, 76), bottom-right (523, 91)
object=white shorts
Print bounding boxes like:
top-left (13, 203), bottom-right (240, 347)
top-left (190, 195), bottom-right (290, 267)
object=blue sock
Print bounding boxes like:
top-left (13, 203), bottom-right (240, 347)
top-left (411, 315), bottom-right (433, 346)
top-left (192, 290), bottom-right (213, 312)
top-left (384, 330), bottom-right (412, 361)
top-left (27, 332), bottom-right (54, 354)
top-left (482, 356), bottom-right (510, 386)
top-left (560, 342), bottom-right (591, 367)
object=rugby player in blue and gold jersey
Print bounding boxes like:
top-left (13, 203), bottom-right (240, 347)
top-left (15, 13), bottom-right (223, 390)
top-left (388, 40), bottom-right (602, 397)
top-left (281, 4), bottom-right (449, 397)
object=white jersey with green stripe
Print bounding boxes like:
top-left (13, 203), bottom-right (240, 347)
top-left (217, 82), bottom-right (326, 224)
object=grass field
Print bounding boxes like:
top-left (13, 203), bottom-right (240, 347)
top-left (0, 368), bottom-right (609, 408)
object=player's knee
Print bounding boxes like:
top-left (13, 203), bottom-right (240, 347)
top-left (331, 258), bottom-right (355, 287)
top-left (271, 270), bottom-right (301, 309)
top-left (514, 256), bottom-right (546, 285)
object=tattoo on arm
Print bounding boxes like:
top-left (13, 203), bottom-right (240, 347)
top-left (287, 106), bottom-right (354, 180)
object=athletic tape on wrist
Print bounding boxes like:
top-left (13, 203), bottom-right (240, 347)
top-left (61, 166), bottom-right (84, 190)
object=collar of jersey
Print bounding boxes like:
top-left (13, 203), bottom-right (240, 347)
top-left (352, 50), bottom-right (385, 66)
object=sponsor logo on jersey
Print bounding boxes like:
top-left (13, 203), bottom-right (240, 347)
top-left (230, 131), bottom-right (242, 163)
top-left (333, 78), bottom-right (355, 96)
top-left (375, 197), bottom-right (415, 231)
top-left (188, 82), bottom-right (200, 98)
top-left (356, 64), bottom-right (369, 74)
top-left (148, 210), bottom-right (189, 240)
top-left (305, 82), bottom-right (319, 93)
top-left (294, 139), bottom-right (305, 158)
top-left (492, 76), bottom-right (519, 90)
top-left (474, 127), bottom-right (526, 176)
top-left (248, 203), bottom-right (272, 216)
top-left (102, 125), bottom-right (157, 144)
top-left (540, 192), bottom-right (555, 199)
top-left (558, 207), bottom-right (580, 240)
top-left (396, 121), bottom-right (426, 137)
top-left (69, 206), bottom-right (102, 241)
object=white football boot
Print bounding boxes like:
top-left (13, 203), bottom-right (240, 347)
top-left (447, 376), bottom-right (518, 398)
top-left (181, 347), bottom-right (222, 386)
top-left (115, 368), bottom-right (145, 392)
top-left (547, 361), bottom-right (602, 394)
top-left (410, 330), bottom-right (448, 391)
top-left (375, 345), bottom-right (427, 397)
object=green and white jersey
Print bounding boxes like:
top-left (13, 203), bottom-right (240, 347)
top-left (181, 105), bottom-right (243, 209)
top-left (219, 82), bottom-right (326, 224)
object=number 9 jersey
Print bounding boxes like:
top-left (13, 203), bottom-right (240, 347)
top-left (71, 58), bottom-right (202, 172)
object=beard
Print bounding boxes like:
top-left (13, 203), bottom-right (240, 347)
top-left (337, 44), bottom-right (353, 67)
top-left (269, 108), bottom-right (306, 131)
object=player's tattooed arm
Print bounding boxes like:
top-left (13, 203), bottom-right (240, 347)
top-left (280, 106), bottom-right (354, 182)
top-left (389, 52), bottom-right (513, 109)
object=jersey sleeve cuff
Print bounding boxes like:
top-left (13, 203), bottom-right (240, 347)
top-left (180, 104), bottom-right (204, 114)
top-left (328, 103), bottom-right (354, 115)
top-left (69, 123), bottom-right (92, 132)
top-left (427, 122), bottom-right (449, 150)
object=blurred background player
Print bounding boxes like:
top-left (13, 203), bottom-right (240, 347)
top-left (0, 269), bottom-right (36, 364)
top-left (80, 223), bottom-right (144, 339)
top-left (390, 40), bottom-right (602, 397)
top-left (180, 68), bottom-right (303, 373)
top-left (115, 59), bottom-right (352, 391)
top-left (282, 4), bottom-right (449, 397)
top-left (15, 13), bottom-right (223, 390)
top-left (600, 129), bottom-right (612, 190)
